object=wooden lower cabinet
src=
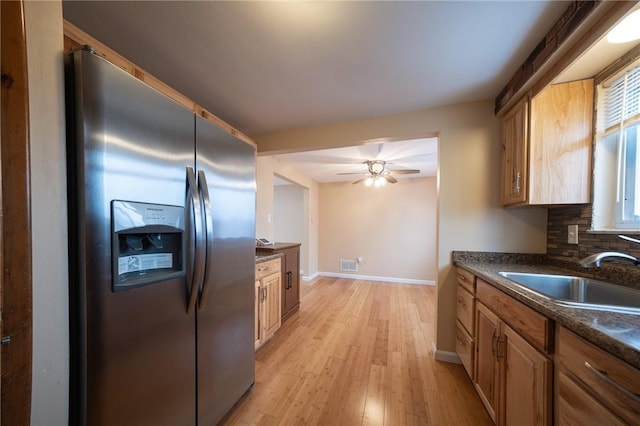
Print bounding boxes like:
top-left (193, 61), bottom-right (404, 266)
top-left (459, 272), bottom-right (640, 426)
top-left (255, 258), bottom-right (282, 350)
top-left (502, 324), bottom-right (552, 426)
top-left (555, 326), bottom-right (640, 425)
top-left (455, 267), bottom-right (476, 378)
top-left (456, 323), bottom-right (474, 379)
top-left (280, 245), bottom-right (300, 320)
top-left (256, 242), bottom-right (301, 322)
top-left (475, 303), bottom-right (500, 422)
top-left (475, 288), bottom-right (552, 426)
top-left (556, 371), bottom-right (626, 425)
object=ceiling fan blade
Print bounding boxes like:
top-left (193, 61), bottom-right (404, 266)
top-left (387, 152), bottom-right (437, 163)
top-left (351, 177), bottom-right (368, 185)
top-left (384, 175), bottom-right (398, 184)
top-left (387, 169), bottom-right (420, 175)
top-left (277, 153), bottom-right (368, 165)
top-left (337, 172), bottom-right (368, 176)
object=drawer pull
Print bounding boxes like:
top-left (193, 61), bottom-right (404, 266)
top-left (258, 266), bottom-right (267, 272)
top-left (585, 361), bottom-right (640, 401)
top-left (458, 273), bottom-right (467, 282)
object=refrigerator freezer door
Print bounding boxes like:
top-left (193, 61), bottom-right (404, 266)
top-left (195, 116), bottom-right (256, 424)
top-left (68, 50), bottom-right (196, 426)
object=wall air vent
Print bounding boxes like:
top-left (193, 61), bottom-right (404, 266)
top-left (340, 259), bottom-right (358, 272)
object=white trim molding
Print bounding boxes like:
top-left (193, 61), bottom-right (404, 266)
top-left (311, 271), bottom-right (435, 285)
top-left (432, 342), bottom-right (461, 364)
top-left (302, 272), bottom-right (320, 281)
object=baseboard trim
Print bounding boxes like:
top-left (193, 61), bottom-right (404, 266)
top-left (302, 272), bottom-right (320, 281)
top-left (314, 272), bottom-right (435, 285)
top-left (432, 342), bottom-right (461, 364)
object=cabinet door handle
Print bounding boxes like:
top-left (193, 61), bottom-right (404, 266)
top-left (491, 330), bottom-right (498, 356)
top-left (286, 271), bottom-right (292, 289)
top-left (585, 361), bottom-right (640, 401)
top-left (496, 337), bottom-right (504, 359)
top-left (515, 172), bottom-right (522, 194)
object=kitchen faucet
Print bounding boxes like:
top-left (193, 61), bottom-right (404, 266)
top-left (580, 235), bottom-right (640, 268)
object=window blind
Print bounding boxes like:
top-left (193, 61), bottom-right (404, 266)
top-left (602, 61), bottom-right (640, 133)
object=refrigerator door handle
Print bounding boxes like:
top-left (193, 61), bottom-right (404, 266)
top-left (187, 166), bottom-right (205, 314)
top-left (197, 170), bottom-right (215, 311)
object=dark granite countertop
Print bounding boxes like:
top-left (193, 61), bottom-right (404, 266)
top-left (453, 251), bottom-right (640, 369)
top-left (255, 253), bottom-right (283, 264)
top-left (255, 242), bottom-right (301, 252)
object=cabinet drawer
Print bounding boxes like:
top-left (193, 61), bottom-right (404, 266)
top-left (476, 279), bottom-right (551, 353)
top-left (557, 371), bottom-right (625, 426)
top-left (456, 322), bottom-right (474, 379)
top-left (456, 267), bottom-right (475, 293)
top-left (456, 284), bottom-right (475, 335)
top-left (255, 258), bottom-right (281, 280)
top-left (557, 326), bottom-right (640, 424)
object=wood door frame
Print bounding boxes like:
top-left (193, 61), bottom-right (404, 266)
top-left (1, 1), bottom-right (34, 424)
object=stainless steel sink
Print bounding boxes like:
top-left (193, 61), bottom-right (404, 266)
top-left (498, 271), bottom-right (640, 313)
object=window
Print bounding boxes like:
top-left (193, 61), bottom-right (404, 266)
top-left (593, 59), bottom-right (640, 230)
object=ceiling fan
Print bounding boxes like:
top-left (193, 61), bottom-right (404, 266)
top-left (338, 160), bottom-right (420, 186)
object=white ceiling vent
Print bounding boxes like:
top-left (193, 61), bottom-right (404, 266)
top-left (340, 259), bottom-right (358, 272)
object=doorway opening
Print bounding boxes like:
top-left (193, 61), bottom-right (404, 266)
top-left (273, 175), bottom-right (309, 277)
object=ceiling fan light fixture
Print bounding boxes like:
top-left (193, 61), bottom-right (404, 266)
top-left (369, 160), bottom-right (385, 174)
top-left (364, 177), bottom-right (374, 186)
top-left (374, 176), bottom-right (386, 187)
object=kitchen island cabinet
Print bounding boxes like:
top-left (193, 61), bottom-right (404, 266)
top-left (256, 242), bottom-right (301, 322)
top-left (255, 256), bottom-right (282, 349)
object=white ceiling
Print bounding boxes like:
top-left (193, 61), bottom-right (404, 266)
top-left (275, 137), bottom-right (438, 183)
top-left (62, 1), bottom-right (568, 136)
top-left (64, 1), bottom-right (638, 185)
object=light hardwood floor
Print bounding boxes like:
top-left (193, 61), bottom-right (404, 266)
top-left (221, 276), bottom-right (493, 425)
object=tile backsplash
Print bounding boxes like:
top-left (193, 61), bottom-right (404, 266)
top-left (547, 205), bottom-right (640, 260)
top-left (547, 204), bottom-right (640, 286)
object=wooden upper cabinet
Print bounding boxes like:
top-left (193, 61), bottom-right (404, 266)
top-left (501, 79), bottom-right (594, 206)
top-left (501, 97), bottom-right (529, 206)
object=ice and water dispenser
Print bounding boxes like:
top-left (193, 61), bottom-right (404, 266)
top-left (111, 200), bottom-right (185, 291)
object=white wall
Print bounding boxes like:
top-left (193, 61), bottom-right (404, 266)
top-left (254, 100), bottom-right (548, 353)
top-left (274, 183), bottom-right (308, 274)
top-left (24, 1), bottom-right (69, 424)
top-left (318, 177), bottom-right (437, 282)
top-left (256, 156), bottom-right (319, 277)
top-left (274, 184), bottom-right (305, 244)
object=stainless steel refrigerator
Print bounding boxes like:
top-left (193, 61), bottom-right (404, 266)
top-left (66, 48), bottom-right (256, 426)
